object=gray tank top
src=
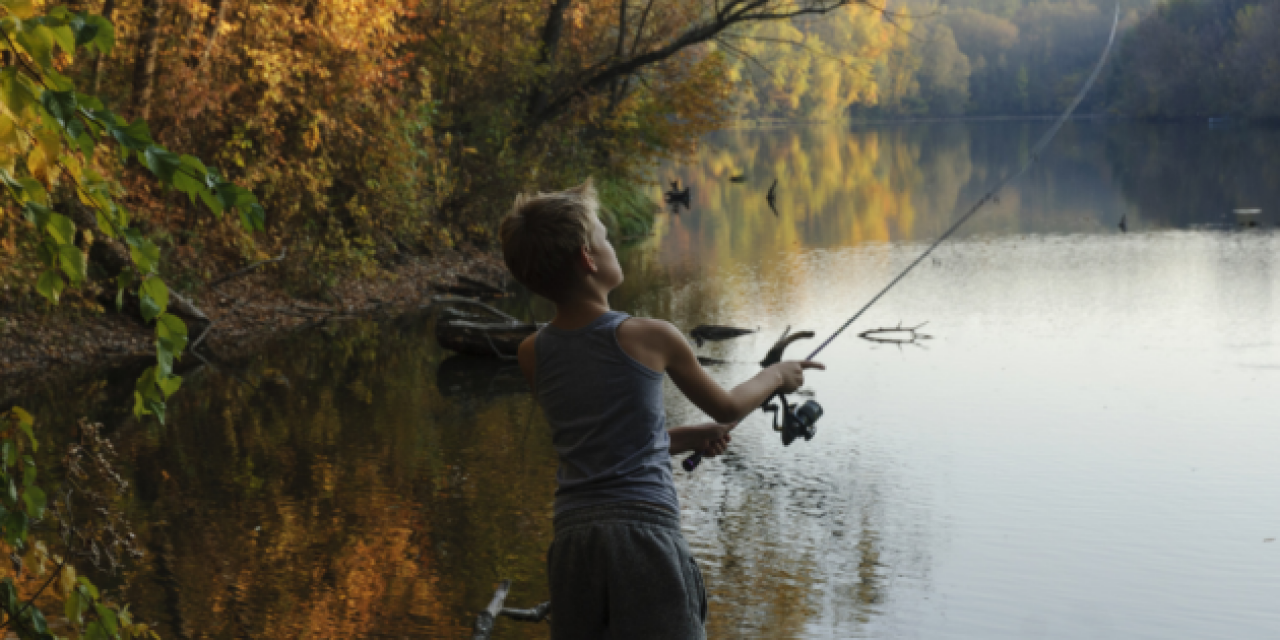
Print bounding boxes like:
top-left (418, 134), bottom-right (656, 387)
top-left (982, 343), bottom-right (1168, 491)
top-left (535, 310), bottom-right (678, 515)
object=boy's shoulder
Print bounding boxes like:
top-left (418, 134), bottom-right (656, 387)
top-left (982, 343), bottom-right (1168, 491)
top-left (616, 315), bottom-right (682, 346)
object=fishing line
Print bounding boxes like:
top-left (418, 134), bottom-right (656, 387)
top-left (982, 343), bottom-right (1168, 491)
top-left (682, 7), bottom-right (1119, 473)
top-left (803, 6), bottom-right (1120, 362)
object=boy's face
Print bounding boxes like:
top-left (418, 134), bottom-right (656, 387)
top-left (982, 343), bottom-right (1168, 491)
top-left (587, 215), bottom-right (624, 292)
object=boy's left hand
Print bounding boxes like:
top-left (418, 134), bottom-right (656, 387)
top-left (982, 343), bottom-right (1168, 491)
top-left (700, 433), bottom-right (732, 458)
top-left (699, 421), bottom-right (738, 458)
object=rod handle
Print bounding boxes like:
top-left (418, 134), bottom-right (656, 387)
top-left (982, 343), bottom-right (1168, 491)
top-left (682, 452), bottom-right (703, 472)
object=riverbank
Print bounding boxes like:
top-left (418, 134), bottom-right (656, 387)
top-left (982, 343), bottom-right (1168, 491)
top-left (0, 248), bottom-right (509, 405)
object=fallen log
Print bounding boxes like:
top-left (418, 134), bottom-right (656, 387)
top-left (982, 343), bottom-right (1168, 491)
top-left (690, 324), bottom-right (757, 347)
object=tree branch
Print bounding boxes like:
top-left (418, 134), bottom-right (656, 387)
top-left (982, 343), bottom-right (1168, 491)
top-left (525, 0), bottom-right (862, 129)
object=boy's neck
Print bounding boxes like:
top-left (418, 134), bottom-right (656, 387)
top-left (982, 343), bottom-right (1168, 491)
top-left (551, 290), bottom-right (612, 331)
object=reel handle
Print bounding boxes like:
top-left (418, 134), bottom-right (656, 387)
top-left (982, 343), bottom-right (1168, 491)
top-left (686, 327), bottom-right (812, 473)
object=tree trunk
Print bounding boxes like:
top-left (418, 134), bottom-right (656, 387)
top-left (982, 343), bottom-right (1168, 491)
top-left (525, 0), bottom-right (575, 118)
top-left (91, 0), bottom-right (115, 95)
top-left (195, 0), bottom-right (227, 68)
top-left (131, 0), bottom-right (164, 121)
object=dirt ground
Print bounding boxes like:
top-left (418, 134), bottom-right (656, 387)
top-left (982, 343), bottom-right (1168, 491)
top-left (0, 248), bottom-right (509, 404)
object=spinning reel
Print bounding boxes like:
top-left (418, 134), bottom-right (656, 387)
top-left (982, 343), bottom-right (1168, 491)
top-left (764, 392), bottom-right (823, 447)
top-left (758, 326), bottom-right (823, 447)
top-left (683, 326), bottom-right (824, 472)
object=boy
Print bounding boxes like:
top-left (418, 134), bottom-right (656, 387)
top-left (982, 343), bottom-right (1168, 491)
top-left (500, 179), bottom-right (822, 639)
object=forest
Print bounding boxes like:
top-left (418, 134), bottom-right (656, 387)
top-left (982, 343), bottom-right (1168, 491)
top-left (2, 0), bottom-right (1275, 319)
top-left (734, 0), bottom-right (1280, 120)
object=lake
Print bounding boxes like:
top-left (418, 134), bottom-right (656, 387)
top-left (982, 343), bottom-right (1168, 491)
top-left (14, 120), bottom-right (1280, 638)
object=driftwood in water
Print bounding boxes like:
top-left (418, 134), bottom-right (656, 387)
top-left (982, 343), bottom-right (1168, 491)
top-left (433, 296), bottom-right (539, 359)
top-left (697, 356), bottom-right (728, 366)
top-left (858, 321), bottom-right (931, 345)
top-left (690, 324), bottom-right (757, 347)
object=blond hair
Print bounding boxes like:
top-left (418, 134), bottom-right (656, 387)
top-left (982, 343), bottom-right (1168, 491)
top-left (499, 178), bottom-right (598, 301)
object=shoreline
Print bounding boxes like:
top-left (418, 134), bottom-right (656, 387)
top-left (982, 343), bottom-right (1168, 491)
top-left (0, 249), bottom-right (508, 406)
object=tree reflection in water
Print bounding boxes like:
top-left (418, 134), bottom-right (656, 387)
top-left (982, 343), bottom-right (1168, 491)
top-left (12, 121), bottom-right (1280, 638)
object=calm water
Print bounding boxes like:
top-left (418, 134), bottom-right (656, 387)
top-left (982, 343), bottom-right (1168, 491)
top-left (15, 121), bottom-right (1280, 638)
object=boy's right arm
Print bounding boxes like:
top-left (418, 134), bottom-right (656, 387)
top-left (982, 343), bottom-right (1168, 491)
top-left (646, 321), bottom-right (822, 423)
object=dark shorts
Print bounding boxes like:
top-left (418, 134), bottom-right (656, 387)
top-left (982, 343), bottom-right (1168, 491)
top-left (549, 502), bottom-right (708, 640)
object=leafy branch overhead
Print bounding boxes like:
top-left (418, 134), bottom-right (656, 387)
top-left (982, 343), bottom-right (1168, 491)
top-left (1, 0), bottom-right (265, 422)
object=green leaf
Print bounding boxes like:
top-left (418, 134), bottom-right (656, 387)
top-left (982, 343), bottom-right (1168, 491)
top-left (28, 606), bottom-right (48, 634)
top-left (157, 374), bottom-right (182, 398)
top-left (14, 24), bottom-right (54, 70)
top-left (0, 67), bottom-right (38, 118)
top-left (198, 186), bottom-right (224, 216)
top-left (2, 510), bottom-right (27, 548)
top-left (247, 203), bottom-right (267, 232)
top-left (17, 422), bottom-right (35, 453)
top-left (106, 118), bottom-right (151, 152)
top-left (179, 154), bottom-right (208, 178)
top-left (115, 267), bottom-right (134, 312)
top-left (1, 441), bottom-right (13, 470)
top-left (156, 313), bottom-right (188, 355)
top-left (22, 485), bottom-right (44, 518)
top-left (35, 241), bottom-right (55, 267)
top-left (85, 621), bottom-right (110, 640)
top-left (75, 131), bottom-right (96, 159)
top-left (57, 244), bottom-right (86, 283)
top-left (35, 269), bottom-right (64, 303)
top-left (66, 589), bottom-right (82, 625)
top-left (39, 89), bottom-right (77, 129)
top-left (129, 237), bottom-right (161, 275)
top-left (22, 458), bottom-right (35, 487)
top-left (49, 24), bottom-right (75, 58)
top-left (17, 178), bottom-right (49, 206)
top-left (95, 604), bottom-right (119, 636)
top-left (0, 577), bottom-right (16, 613)
top-left (75, 91), bottom-right (104, 111)
top-left (6, 477), bottom-right (16, 505)
top-left (139, 277), bottom-right (168, 322)
top-left (94, 209), bottom-right (118, 239)
top-left (46, 213), bottom-right (75, 244)
top-left (156, 339), bottom-right (174, 378)
top-left (8, 407), bottom-right (33, 427)
top-left (143, 146), bottom-right (181, 184)
top-left (77, 577), bottom-right (100, 599)
top-left (21, 202), bottom-right (50, 228)
top-left (86, 14), bottom-right (114, 55)
top-left (69, 11), bottom-right (98, 46)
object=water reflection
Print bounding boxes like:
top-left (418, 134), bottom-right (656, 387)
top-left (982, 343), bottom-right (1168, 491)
top-left (9, 121), bottom-right (1280, 638)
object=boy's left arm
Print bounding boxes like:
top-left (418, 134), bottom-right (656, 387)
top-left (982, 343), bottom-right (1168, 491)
top-left (669, 421), bottom-right (737, 457)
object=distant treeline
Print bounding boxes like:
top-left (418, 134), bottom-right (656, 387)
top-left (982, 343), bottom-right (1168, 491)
top-left (729, 0), bottom-right (1280, 121)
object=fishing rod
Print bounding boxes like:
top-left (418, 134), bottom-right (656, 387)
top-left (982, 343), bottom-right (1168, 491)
top-left (685, 6), bottom-right (1120, 473)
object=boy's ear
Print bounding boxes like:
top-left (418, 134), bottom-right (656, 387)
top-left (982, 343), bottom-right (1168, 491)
top-left (577, 244), bottom-right (598, 274)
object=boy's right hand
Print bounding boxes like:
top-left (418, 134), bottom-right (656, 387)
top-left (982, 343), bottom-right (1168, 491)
top-left (770, 360), bottom-right (825, 394)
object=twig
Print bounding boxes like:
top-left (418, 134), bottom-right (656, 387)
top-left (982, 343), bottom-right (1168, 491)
top-left (473, 580), bottom-right (511, 640)
top-left (0, 549), bottom-right (70, 632)
top-left (190, 320), bottom-right (217, 351)
top-left (501, 601), bottom-right (552, 623)
top-left (208, 249), bottom-right (287, 290)
top-left (483, 331), bottom-right (518, 361)
top-left (431, 296), bottom-right (520, 323)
